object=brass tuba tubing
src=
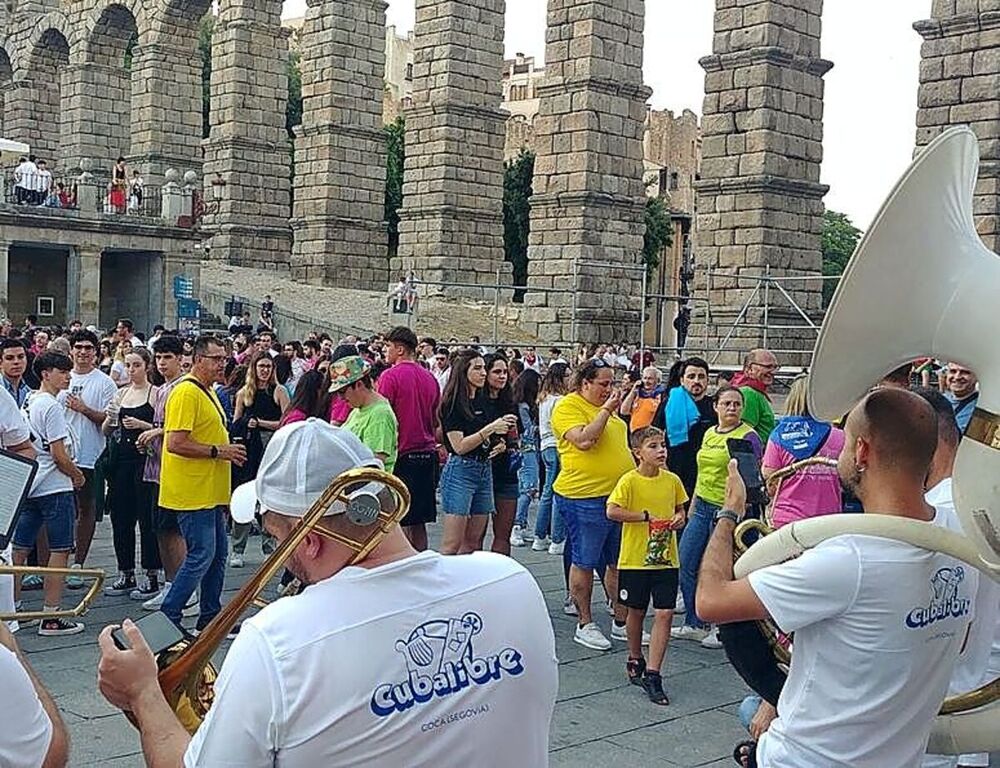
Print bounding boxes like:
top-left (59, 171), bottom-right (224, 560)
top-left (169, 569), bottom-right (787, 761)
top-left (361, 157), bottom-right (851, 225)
top-left (0, 565), bottom-right (105, 622)
top-left (147, 467), bottom-right (411, 735)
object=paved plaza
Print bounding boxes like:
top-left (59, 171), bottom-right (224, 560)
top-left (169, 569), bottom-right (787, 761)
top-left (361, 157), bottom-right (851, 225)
top-left (15, 520), bottom-right (752, 767)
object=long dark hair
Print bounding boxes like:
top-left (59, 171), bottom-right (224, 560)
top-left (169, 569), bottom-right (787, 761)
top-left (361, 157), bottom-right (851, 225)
top-left (285, 369), bottom-right (330, 420)
top-left (539, 361), bottom-right (570, 401)
top-left (483, 352), bottom-right (514, 412)
top-left (440, 350), bottom-right (484, 422)
top-left (513, 368), bottom-right (540, 424)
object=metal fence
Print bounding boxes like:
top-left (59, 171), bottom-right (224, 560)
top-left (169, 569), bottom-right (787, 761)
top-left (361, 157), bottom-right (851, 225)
top-left (3, 171), bottom-right (163, 219)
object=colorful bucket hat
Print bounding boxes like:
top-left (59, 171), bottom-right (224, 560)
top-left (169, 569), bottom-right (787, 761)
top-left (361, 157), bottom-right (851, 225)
top-left (327, 355), bottom-right (372, 393)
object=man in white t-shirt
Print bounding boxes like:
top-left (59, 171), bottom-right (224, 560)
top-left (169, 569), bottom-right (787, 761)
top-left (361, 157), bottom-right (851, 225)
top-left (698, 388), bottom-right (974, 768)
top-left (13, 156), bottom-right (37, 205)
top-left (58, 330), bottom-right (116, 579)
top-left (97, 420), bottom-right (558, 767)
top-left (0, 385), bottom-right (35, 632)
top-left (0, 621), bottom-right (68, 767)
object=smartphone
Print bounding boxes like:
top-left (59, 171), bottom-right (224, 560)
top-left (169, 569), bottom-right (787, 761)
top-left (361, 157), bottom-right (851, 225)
top-left (727, 438), bottom-right (767, 506)
top-left (112, 611), bottom-right (185, 655)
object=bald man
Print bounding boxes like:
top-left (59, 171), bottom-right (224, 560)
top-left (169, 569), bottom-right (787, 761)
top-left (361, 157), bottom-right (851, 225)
top-left (697, 388), bottom-right (974, 768)
top-left (731, 349), bottom-right (777, 441)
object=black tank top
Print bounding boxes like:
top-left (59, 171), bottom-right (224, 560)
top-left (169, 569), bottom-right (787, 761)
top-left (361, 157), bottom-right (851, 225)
top-left (117, 387), bottom-right (154, 458)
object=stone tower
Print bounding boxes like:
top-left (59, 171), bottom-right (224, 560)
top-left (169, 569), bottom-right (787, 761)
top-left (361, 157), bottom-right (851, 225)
top-left (692, 0), bottom-right (831, 365)
top-left (291, 0), bottom-right (389, 289)
top-left (394, 0), bottom-right (509, 298)
top-left (202, 0), bottom-right (292, 270)
top-left (915, 1), bottom-right (1000, 251)
top-left (521, 0), bottom-right (651, 343)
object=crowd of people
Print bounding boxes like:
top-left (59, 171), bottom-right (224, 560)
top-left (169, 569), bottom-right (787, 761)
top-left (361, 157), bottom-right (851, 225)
top-left (0, 310), bottom-right (991, 767)
top-left (9, 154), bottom-right (145, 212)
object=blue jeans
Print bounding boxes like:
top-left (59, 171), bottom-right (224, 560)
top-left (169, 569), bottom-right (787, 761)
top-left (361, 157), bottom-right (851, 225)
top-left (739, 694), bottom-right (763, 731)
top-left (440, 455), bottom-right (494, 516)
top-left (515, 450), bottom-right (539, 528)
top-left (678, 497), bottom-right (720, 629)
top-left (162, 506), bottom-right (228, 630)
top-left (12, 492), bottom-right (76, 551)
top-left (558, 493), bottom-right (620, 570)
top-left (534, 447), bottom-right (564, 542)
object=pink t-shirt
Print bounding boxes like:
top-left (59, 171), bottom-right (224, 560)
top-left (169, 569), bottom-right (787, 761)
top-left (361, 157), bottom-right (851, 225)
top-left (329, 397), bottom-right (352, 425)
top-left (377, 360), bottom-right (440, 455)
top-left (763, 426), bottom-right (845, 529)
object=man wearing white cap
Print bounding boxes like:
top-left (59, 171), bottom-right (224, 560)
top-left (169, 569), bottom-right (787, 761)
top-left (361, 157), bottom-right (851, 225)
top-left (97, 418), bottom-right (559, 767)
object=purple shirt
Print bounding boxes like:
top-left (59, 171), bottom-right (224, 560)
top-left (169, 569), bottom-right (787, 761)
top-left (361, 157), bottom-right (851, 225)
top-left (377, 360), bottom-right (440, 455)
top-left (143, 376), bottom-right (182, 483)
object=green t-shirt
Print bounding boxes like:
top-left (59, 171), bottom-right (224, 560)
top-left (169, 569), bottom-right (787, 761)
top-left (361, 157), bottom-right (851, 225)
top-left (739, 386), bottom-right (775, 442)
top-left (343, 397), bottom-right (399, 473)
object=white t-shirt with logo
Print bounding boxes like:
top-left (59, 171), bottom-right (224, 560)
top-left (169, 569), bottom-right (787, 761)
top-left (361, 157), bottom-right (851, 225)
top-left (0, 387), bottom-right (29, 450)
top-left (26, 392), bottom-right (74, 498)
top-left (749, 532), bottom-right (973, 768)
top-left (0, 645), bottom-right (52, 768)
top-left (922, 479), bottom-right (996, 768)
top-left (184, 550), bottom-right (558, 767)
top-left (58, 368), bottom-right (116, 469)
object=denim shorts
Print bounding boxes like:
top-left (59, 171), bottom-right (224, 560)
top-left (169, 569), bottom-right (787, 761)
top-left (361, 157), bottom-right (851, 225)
top-left (440, 455), bottom-right (495, 516)
top-left (13, 491), bottom-right (77, 551)
top-left (557, 493), bottom-right (621, 570)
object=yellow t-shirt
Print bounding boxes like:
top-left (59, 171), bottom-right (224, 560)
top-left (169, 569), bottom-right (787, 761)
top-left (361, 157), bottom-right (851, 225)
top-left (608, 468), bottom-right (688, 570)
top-left (551, 392), bottom-right (635, 499)
top-left (159, 377), bottom-right (231, 512)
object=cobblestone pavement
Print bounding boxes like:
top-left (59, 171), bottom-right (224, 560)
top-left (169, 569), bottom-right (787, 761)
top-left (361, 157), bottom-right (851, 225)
top-left (14, 520), bottom-right (993, 767)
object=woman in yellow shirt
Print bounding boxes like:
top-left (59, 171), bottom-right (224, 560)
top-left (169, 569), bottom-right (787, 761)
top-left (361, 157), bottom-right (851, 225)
top-left (552, 360), bottom-right (636, 652)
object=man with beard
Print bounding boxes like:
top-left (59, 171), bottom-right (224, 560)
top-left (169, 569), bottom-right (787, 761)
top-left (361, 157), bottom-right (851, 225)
top-left (697, 388), bottom-right (973, 767)
top-left (97, 420), bottom-right (558, 767)
top-left (652, 357), bottom-right (715, 497)
top-left (943, 363), bottom-right (979, 433)
top-left (731, 348), bottom-right (778, 441)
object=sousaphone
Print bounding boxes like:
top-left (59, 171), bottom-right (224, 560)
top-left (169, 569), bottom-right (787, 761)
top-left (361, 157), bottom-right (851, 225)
top-left (722, 126), bottom-right (1000, 755)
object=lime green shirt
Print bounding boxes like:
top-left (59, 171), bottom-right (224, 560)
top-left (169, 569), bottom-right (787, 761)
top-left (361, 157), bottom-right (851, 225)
top-left (739, 386), bottom-right (775, 442)
top-left (343, 397), bottom-right (399, 472)
top-left (694, 422), bottom-right (757, 506)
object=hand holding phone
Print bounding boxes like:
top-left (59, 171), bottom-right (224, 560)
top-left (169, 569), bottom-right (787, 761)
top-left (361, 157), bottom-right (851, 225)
top-left (111, 611), bottom-right (185, 655)
top-left (727, 438), bottom-right (767, 506)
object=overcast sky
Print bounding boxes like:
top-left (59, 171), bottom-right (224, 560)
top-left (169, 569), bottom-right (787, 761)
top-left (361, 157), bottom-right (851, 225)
top-left (283, 1), bottom-right (925, 230)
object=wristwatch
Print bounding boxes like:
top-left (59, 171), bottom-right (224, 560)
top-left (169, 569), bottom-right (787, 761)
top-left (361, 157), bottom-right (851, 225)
top-left (715, 508), bottom-right (740, 525)
top-left (642, 511), bottom-right (650, 523)
top-left (210, 445), bottom-right (219, 459)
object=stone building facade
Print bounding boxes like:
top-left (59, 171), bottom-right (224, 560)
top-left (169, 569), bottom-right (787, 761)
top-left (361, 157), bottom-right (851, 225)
top-left (383, 25), bottom-right (414, 124)
top-left (502, 53), bottom-right (543, 161)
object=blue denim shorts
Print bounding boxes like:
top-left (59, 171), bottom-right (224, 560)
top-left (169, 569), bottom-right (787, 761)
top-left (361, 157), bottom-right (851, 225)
top-left (440, 455), bottom-right (495, 516)
top-left (557, 493), bottom-right (621, 570)
top-left (13, 491), bottom-right (77, 551)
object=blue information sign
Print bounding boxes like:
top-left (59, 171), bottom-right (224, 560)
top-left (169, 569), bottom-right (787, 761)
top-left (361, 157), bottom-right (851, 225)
top-left (173, 275), bottom-right (194, 300)
top-left (177, 298), bottom-right (200, 319)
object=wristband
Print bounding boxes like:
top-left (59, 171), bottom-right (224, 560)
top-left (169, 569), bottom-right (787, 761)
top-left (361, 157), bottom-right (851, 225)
top-left (210, 445), bottom-right (219, 459)
top-left (643, 510), bottom-right (650, 523)
top-left (715, 508), bottom-right (739, 525)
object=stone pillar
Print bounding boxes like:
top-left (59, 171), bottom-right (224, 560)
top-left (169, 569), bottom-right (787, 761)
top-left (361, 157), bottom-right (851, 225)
top-left (0, 240), bottom-right (9, 322)
top-left (70, 245), bottom-right (102, 326)
top-left (60, 63), bottom-right (131, 174)
top-left (394, 0), bottom-right (509, 299)
top-left (1, 80), bottom-right (34, 146)
top-left (290, 0), bottom-right (388, 289)
top-left (691, 1), bottom-right (831, 366)
top-left (201, 4), bottom-right (291, 270)
top-left (130, 40), bottom-right (205, 181)
top-left (915, 2), bottom-right (1000, 252)
top-left (521, 0), bottom-right (651, 342)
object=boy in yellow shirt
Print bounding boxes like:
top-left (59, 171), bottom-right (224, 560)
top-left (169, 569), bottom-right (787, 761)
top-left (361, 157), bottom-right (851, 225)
top-left (607, 426), bottom-right (687, 705)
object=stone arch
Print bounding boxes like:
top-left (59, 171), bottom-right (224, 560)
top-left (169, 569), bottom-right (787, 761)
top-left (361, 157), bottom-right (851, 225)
top-left (21, 12), bottom-right (76, 68)
top-left (84, 2), bottom-right (144, 65)
top-left (24, 26), bottom-right (71, 169)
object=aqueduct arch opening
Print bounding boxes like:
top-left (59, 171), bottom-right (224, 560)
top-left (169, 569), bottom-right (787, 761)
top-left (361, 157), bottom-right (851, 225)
top-left (26, 28), bottom-right (71, 170)
top-left (0, 49), bottom-right (12, 138)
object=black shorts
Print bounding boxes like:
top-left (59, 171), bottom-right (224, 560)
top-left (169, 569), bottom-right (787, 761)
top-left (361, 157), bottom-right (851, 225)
top-left (618, 568), bottom-right (679, 611)
top-left (153, 504), bottom-right (180, 533)
top-left (395, 451), bottom-right (438, 526)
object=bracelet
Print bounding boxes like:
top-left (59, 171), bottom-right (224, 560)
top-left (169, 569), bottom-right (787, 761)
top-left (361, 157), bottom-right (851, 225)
top-left (643, 510), bottom-right (650, 523)
top-left (715, 509), bottom-right (739, 525)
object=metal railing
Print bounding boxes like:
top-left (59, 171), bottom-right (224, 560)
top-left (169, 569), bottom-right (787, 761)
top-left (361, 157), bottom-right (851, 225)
top-left (4, 171), bottom-right (165, 220)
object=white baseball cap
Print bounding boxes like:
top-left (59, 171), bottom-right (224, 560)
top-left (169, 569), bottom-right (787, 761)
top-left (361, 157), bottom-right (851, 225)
top-left (230, 418), bottom-right (382, 524)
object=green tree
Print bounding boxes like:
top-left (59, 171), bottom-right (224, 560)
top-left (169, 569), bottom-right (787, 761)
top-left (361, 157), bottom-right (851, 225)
top-left (643, 195), bottom-right (673, 275)
top-left (385, 117), bottom-right (405, 257)
top-left (198, 14), bottom-right (213, 139)
top-left (503, 150), bottom-right (534, 301)
top-left (821, 209), bottom-right (863, 307)
top-left (286, 50), bottom-right (302, 136)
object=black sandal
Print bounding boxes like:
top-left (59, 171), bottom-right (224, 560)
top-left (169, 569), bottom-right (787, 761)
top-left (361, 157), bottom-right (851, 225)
top-left (626, 656), bottom-right (646, 686)
top-left (641, 671), bottom-right (670, 705)
top-left (732, 740), bottom-right (757, 768)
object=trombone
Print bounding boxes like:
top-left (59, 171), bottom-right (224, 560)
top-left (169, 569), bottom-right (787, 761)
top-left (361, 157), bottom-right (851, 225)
top-left (0, 564), bottom-right (105, 622)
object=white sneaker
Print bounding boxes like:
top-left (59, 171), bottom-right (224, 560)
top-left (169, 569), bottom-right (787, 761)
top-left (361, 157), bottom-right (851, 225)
top-left (670, 624), bottom-right (708, 642)
top-left (229, 553), bottom-right (245, 568)
top-left (574, 622), bottom-right (611, 651)
top-left (610, 622), bottom-right (651, 646)
top-left (563, 595), bottom-right (578, 616)
top-left (142, 582), bottom-right (170, 611)
top-left (548, 541), bottom-right (565, 555)
top-left (509, 526), bottom-right (526, 547)
top-left (675, 592), bottom-right (686, 614)
top-left (531, 536), bottom-right (550, 552)
top-left (183, 589), bottom-right (200, 617)
top-left (605, 599), bottom-right (615, 617)
top-left (701, 626), bottom-right (724, 649)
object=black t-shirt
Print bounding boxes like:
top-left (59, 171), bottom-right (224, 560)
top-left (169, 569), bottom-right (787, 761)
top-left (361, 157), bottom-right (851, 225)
top-left (483, 394), bottom-right (518, 485)
top-left (653, 393), bottom-right (717, 498)
top-left (441, 393), bottom-right (492, 460)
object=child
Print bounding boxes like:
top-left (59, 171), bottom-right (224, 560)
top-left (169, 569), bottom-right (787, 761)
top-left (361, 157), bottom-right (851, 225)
top-left (607, 426), bottom-right (687, 705)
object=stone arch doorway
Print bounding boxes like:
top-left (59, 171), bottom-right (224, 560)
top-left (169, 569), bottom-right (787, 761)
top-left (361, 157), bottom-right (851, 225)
top-left (26, 28), bottom-right (70, 169)
top-left (76, 3), bottom-right (141, 174)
